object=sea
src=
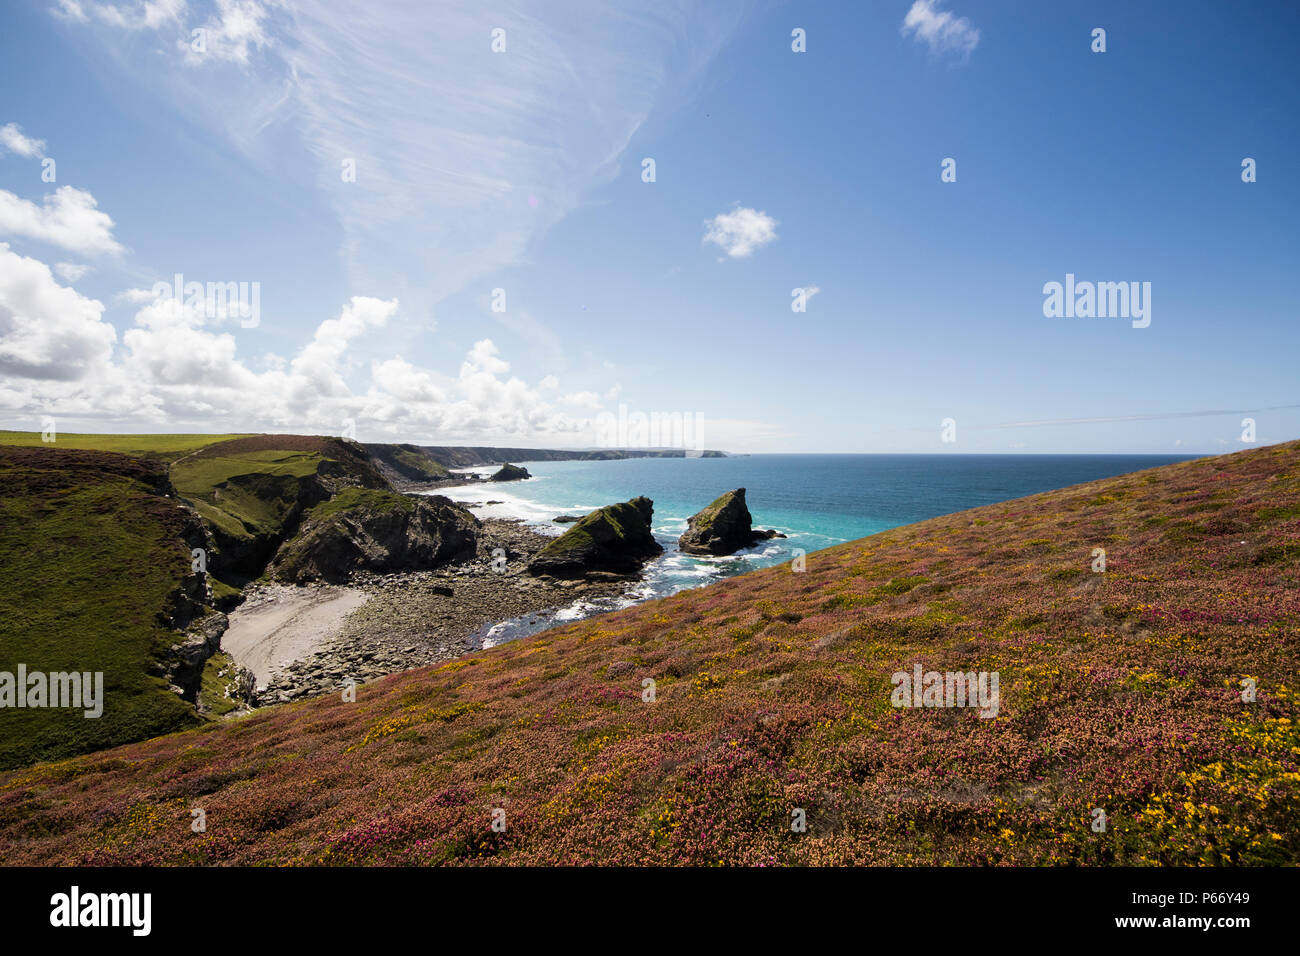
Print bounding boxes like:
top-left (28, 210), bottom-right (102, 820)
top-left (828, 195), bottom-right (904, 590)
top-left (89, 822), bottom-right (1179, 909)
top-left (426, 453), bottom-right (1193, 647)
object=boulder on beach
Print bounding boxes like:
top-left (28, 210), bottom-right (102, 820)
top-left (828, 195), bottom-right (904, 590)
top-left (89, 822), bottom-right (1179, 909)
top-left (553, 515), bottom-right (582, 523)
top-left (269, 489), bottom-right (480, 584)
top-left (489, 463), bottom-right (531, 482)
top-left (528, 496), bottom-right (663, 578)
top-left (678, 488), bottom-right (783, 556)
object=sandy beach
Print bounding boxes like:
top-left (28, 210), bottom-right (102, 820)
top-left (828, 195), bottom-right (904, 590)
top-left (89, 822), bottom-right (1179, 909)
top-left (221, 585), bottom-right (370, 690)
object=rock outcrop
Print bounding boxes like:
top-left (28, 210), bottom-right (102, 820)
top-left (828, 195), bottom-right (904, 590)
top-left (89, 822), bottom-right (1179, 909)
top-left (269, 489), bottom-right (480, 584)
top-left (678, 488), bottom-right (783, 556)
top-left (489, 463), bottom-right (531, 481)
top-left (528, 496), bottom-right (663, 578)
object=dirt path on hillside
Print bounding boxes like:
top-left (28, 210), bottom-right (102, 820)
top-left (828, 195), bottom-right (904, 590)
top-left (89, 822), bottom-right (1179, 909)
top-left (222, 585), bottom-right (370, 690)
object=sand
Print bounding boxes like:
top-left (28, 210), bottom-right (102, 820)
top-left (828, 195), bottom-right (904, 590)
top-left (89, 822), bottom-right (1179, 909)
top-left (221, 585), bottom-right (369, 689)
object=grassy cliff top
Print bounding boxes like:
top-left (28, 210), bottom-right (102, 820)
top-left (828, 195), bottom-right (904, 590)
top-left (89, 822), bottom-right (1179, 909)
top-left (307, 486), bottom-right (416, 520)
top-left (168, 435), bottom-right (386, 555)
top-left (0, 431), bottom-right (252, 463)
top-left (2, 442), bottom-right (1299, 865)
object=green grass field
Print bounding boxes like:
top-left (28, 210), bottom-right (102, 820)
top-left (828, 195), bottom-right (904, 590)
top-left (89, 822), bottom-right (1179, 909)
top-left (0, 431), bottom-right (251, 463)
top-left (171, 449), bottom-right (327, 545)
top-left (0, 448), bottom-right (202, 769)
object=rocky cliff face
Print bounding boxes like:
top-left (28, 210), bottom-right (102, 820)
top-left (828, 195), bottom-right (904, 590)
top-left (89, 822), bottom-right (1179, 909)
top-left (528, 496), bottom-right (663, 578)
top-left (268, 490), bottom-right (480, 584)
top-left (678, 488), bottom-right (783, 556)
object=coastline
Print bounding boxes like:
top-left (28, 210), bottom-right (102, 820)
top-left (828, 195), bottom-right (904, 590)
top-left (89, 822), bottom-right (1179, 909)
top-left (228, 515), bottom-right (633, 703)
top-left (224, 474), bottom-right (775, 703)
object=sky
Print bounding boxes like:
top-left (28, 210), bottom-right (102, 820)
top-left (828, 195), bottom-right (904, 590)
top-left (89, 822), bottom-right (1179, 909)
top-left (0, 0), bottom-right (1297, 454)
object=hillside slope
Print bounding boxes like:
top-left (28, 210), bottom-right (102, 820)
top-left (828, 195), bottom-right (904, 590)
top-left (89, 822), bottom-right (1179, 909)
top-left (0, 448), bottom-right (204, 769)
top-left (363, 443), bottom-right (450, 487)
top-left (0, 434), bottom-right (409, 769)
top-left (1, 442), bottom-right (1297, 865)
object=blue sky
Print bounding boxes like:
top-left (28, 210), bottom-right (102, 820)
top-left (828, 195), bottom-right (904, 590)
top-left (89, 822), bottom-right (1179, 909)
top-left (0, 0), bottom-right (1297, 453)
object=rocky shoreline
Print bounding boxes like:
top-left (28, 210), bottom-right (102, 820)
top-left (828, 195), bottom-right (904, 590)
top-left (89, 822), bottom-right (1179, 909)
top-left (217, 478), bottom-right (778, 706)
top-left (248, 517), bottom-right (630, 702)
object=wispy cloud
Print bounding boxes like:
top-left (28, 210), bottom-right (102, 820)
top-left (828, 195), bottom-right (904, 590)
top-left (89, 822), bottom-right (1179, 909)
top-left (59, 1), bottom-right (750, 306)
top-left (703, 204), bottom-right (778, 258)
top-left (76, 0), bottom-right (187, 31)
top-left (0, 123), bottom-right (47, 158)
top-left (900, 1), bottom-right (979, 61)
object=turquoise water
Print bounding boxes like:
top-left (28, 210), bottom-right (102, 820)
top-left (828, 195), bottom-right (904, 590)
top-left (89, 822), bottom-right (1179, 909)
top-left (438, 453), bottom-right (1193, 645)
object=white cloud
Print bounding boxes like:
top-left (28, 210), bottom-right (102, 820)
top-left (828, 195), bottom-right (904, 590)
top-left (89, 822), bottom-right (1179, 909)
top-left (369, 356), bottom-right (447, 406)
top-left (0, 186), bottom-right (124, 256)
top-left (116, 286), bottom-right (160, 304)
top-left (288, 295), bottom-right (396, 400)
top-left (55, 262), bottom-right (92, 282)
top-left (900, 1), bottom-right (980, 60)
top-left (560, 390), bottom-right (603, 410)
top-left (0, 243), bottom-right (116, 381)
top-left (182, 0), bottom-right (272, 64)
top-left (462, 338), bottom-right (509, 377)
top-left (122, 292), bottom-right (257, 389)
top-left (0, 123), bottom-right (46, 159)
top-left (703, 205), bottom-right (778, 258)
top-left (1, 249), bottom-right (776, 447)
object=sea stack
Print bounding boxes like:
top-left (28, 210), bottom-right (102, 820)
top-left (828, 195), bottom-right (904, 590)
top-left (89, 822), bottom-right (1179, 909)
top-left (489, 463), bottom-right (531, 481)
top-left (678, 488), bottom-right (783, 556)
top-left (528, 496), bottom-right (663, 578)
